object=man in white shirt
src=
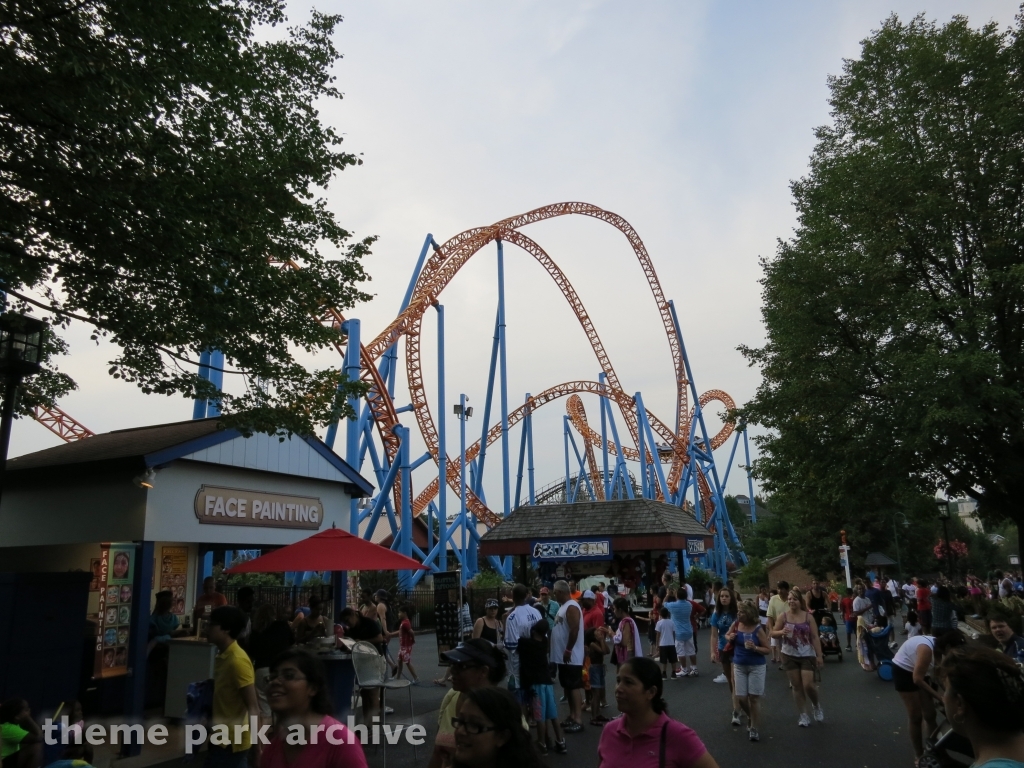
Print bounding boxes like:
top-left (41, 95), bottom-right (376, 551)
top-left (679, 574), bottom-right (694, 601)
top-left (550, 579), bottom-right (584, 732)
top-left (504, 583), bottom-right (542, 688)
top-left (902, 581), bottom-right (916, 602)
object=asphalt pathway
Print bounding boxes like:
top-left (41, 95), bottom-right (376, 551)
top-left (148, 622), bottom-right (920, 768)
top-left (346, 623), bottom-right (919, 768)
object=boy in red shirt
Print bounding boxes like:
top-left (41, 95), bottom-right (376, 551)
top-left (839, 587), bottom-right (855, 651)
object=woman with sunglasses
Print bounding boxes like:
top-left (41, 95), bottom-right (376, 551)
top-left (450, 687), bottom-right (547, 768)
top-left (428, 639), bottom-right (508, 768)
top-left (599, 656), bottom-right (719, 767)
top-left (261, 648), bottom-right (367, 768)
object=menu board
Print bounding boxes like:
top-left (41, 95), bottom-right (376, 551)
top-left (159, 546), bottom-right (189, 615)
top-left (94, 543), bottom-right (135, 678)
top-left (433, 570), bottom-right (462, 665)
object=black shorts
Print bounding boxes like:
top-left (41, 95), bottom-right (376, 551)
top-left (892, 664), bottom-right (919, 693)
top-left (659, 645), bottom-right (678, 664)
top-left (558, 663), bottom-right (584, 690)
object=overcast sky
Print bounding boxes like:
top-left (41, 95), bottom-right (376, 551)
top-left (12, 0), bottom-right (1022, 511)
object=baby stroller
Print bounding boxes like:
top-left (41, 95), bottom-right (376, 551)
top-left (866, 624), bottom-right (896, 680)
top-left (817, 615), bottom-right (843, 662)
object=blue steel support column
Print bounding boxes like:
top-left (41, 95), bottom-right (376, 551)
top-left (496, 241), bottom-right (511, 521)
top-left (395, 424), bottom-right (413, 589)
top-left (634, 392), bottom-right (670, 501)
top-left (207, 350), bottom-right (225, 417)
top-left (472, 312), bottom-right (501, 496)
top-left (637, 407), bottom-right (649, 499)
top-left (435, 303), bottom-right (448, 571)
top-left (192, 350), bottom-right (213, 419)
top-left (526, 394), bottom-right (536, 505)
top-left (341, 320), bottom-right (361, 609)
top-left (742, 423), bottom-right (758, 524)
top-left (514, 410), bottom-right (528, 510)
top-left (120, 540), bottom-right (155, 757)
top-left (459, 394), bottom-right (469, 583)
top-left (667, 300), bottom-right (740, 577)
top-left (600, 377), bottom-right (611, 499)
top-left (600, 375), bottom-right (633, 500)
top-left (720, 427), bottom-right (743, 493)
top-left (563, 415), bottom-right (572, 500)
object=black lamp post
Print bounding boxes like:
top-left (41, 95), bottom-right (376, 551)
top-left (936, 498), bottom-right (953, 580)
top-left (0, 312), bottom-right (45, 505)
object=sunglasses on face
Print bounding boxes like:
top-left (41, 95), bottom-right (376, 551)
top-left (451, 717), bottom-right (497, 735)
top-left (267, 668), bottom-right (307, 682)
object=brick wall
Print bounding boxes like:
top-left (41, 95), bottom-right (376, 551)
top-left (767, 554), bottom-right (815, 591)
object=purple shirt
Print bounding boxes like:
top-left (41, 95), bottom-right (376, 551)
top-left (598, 712), bottom-right (707, 768)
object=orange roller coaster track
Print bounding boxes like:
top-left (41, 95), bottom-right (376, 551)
top-left (29, 202), bottom-right (749, 578)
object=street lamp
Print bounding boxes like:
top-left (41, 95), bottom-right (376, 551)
top-left (0, 312), bottom-right (45, 506)
top-left (936, 497), bottom-right (953, 580)
top-left (892, 512), bottom-right (909, 582)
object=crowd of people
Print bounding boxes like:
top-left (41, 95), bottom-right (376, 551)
top-left (5, 570), bottom-right (1024, 768)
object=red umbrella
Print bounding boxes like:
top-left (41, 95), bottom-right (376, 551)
top-left (224, 526), bottom-right (428, 573)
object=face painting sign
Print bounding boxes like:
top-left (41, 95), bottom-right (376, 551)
top-left (194, 485), bottom-right (324, 530)
top-left (531, 538), bottom-right (613, 561)
top-left (94, 543), bottom-right (135, 678)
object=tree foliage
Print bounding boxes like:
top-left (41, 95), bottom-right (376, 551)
top-left (0, 0), bottom-right (373, 434)
top-left (742, 12), bottom-right (1024, 564)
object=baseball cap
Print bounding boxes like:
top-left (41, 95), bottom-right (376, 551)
top-left (442, 640), bottom-right (503, 668)
top-left (539, 587), bottom-right (550, 595)
top-left (484, 598), bottom-right (499, 609)
top-left (583, 589), bottom-right (596, 599)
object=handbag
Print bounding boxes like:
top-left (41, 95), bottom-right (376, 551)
top-left (721, 620), bottom-right (738, 654)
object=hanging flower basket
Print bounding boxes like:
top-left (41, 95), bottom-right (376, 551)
top-left (934, 539), bottom-right (969, 560)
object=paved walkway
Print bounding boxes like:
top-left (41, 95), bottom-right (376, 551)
top-left (110, 622), bottom-right (919, 768)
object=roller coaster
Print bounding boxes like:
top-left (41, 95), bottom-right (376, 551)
top-left (30, 202), bottom-right (756, 586)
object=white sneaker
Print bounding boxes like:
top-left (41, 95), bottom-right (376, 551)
top-left (748, 727), bottom-right (759, 742)
top-left (798, 713), bottom-right (811, 727)
top-left (688, 668), bottom-right (699, 677)
top-left (813, 705), bottom-right (824, 723)
top-left (731, 711), bottom-right (742, 726)
top-left (713, 673), bottom-right (728, 684)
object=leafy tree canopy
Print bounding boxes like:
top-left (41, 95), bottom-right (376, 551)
top-left (742, 11), bottom-right (1024, 563)
top-left (0, 0), bottom-right (373, 435)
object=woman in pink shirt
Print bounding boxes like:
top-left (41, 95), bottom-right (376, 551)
top-left (262, 648), bottom-right (368, 768)
top-left (599, 656), bottom-right (720, 768)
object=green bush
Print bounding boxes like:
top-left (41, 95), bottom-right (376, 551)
top-left (738, 558), bottom-right (768, 589)
top-left (470, 569), bottom-right (506, 589)
top-left (686, 565), bottom-right (714, 597)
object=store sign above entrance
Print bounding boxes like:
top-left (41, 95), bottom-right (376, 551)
top-left (531, 538), bottom-right (613, 561)
top-left (194, 485), bottom-right (323, 530)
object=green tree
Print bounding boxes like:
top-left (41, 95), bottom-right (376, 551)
top-left (742, 12), bottom-right (1024, 560)
top-left (0, 0), bottom-right (373, 435)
